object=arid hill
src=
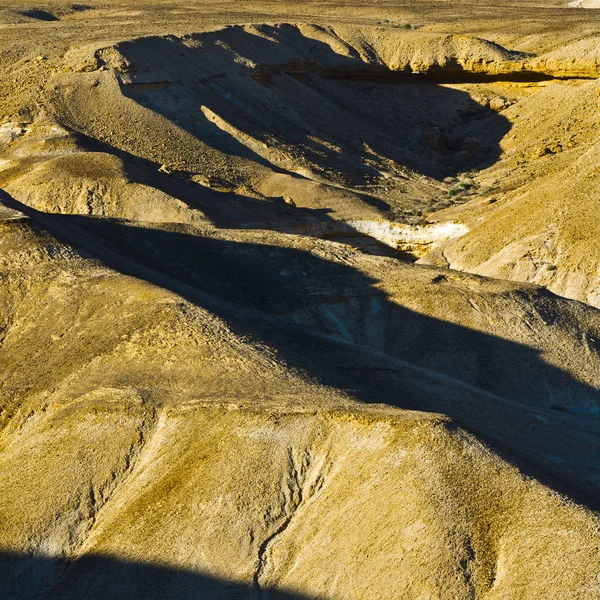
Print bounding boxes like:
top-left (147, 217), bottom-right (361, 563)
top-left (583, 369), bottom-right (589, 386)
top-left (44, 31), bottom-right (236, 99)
top-left (0, 2), bottom-right (599, 599)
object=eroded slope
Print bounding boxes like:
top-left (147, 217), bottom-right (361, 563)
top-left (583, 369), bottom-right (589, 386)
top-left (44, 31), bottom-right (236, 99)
top-left (0, 210), bottom-right (599, 599)
top-left (0, 14), bottom-right (599, 600)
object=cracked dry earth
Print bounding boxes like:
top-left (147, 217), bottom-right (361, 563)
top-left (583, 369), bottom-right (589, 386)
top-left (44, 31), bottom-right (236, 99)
top-left (0, 2), bottom-right (600, 599)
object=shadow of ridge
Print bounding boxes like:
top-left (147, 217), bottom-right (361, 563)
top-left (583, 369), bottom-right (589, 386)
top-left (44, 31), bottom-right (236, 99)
top-left (74, 133), bottom-right (401, 258)
top-left (0, 190), bottom-right (599, 511)
top-left (0, 551), bottom-right (309, 600)
top-left (113, 24), bottom-right (511, 182)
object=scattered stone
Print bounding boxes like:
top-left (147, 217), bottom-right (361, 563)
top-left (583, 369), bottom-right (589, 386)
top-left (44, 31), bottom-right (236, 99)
top-left (460, 137), bottom-right (484, 154)
top-left (420, 127), bottom-right (446, 153)
top-left (536, 142), bottom-right (563, 157)
top-left (474, 95), bottom-right (491, 108)
top-left (191, 174), bottom-right (211, 187)
top-left (490, 96), bottom-right (510, 111)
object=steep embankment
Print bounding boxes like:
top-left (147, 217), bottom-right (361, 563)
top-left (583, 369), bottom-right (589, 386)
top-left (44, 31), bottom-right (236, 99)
top-left (2, 23), bottom-right (598, 304)
top-left (425, 74), bottom-right (600, 306)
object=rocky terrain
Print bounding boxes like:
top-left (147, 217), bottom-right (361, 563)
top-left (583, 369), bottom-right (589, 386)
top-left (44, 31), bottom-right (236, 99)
top-left (0, 2), bottom-right (599, 599)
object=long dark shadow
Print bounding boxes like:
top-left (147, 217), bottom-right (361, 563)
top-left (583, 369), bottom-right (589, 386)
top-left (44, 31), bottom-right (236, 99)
top-left (0, 551), bottom-right (310, 600)
top-left (73, 132), bottom-right (403, 258)
top-left (1, 189), bottom-right (598, 511)
top-left (112, 25), bottom-right (512, 183)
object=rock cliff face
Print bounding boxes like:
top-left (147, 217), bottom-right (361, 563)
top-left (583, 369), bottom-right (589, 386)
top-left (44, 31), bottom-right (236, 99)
top-left (0, 6), bottom-right (599, 600)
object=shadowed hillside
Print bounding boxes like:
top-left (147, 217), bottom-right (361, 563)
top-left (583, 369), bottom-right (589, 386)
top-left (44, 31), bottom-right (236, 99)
top-left (0, 5), bottom-right (599, 600)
